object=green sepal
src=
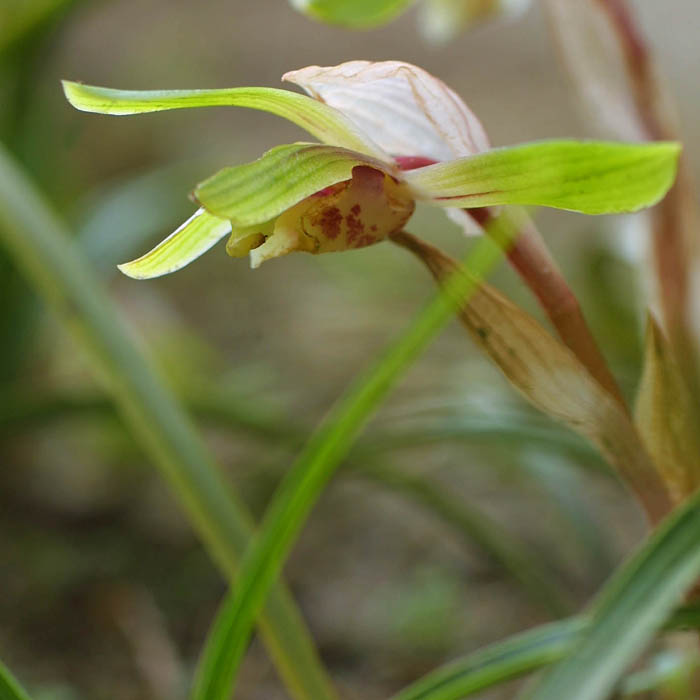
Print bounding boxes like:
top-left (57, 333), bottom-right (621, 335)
top-left (62, 81), bottom-right (387, 159)
top-left (194, 143), bottom-right (393, 225)
top-left (404, 140), bottom-right (681, 214)
top-left (118, 208), bottom-right (230, 279)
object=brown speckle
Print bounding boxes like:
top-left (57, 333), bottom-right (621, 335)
top-left (315, 206), bottom-right (342, 239)
top-left (345, 207), bottom-right (365, 244)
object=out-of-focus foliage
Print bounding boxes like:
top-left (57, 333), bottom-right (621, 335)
top-left (0, 0), bottom-right (75, 52)
top-left (529, 485), bottom-right (700, 700)
top-left (635, 318), bottom-right (700, 503)
top-left (289, 0), bottom-right (529, 40)
top-left (418, 0), bottom-right (529, 44)
top-left (288, 0), bottom-right (416, 28)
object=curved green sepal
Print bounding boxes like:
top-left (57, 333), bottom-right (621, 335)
top-left (61, 81), bottom-right (387, 159)
top-left (404, 140), bottom-right (681, 214)
top-left (194, 143), bottom-right (394, 225)
top-left (289, 0), bottom-right (416, 28)
top-left (118, 208), bottom-right (231, 279)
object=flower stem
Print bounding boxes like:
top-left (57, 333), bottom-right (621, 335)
top-left (474, 207), bottom-right (628, 412)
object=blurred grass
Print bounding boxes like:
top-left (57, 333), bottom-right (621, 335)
top-left (0, 141), bottom-right (338, 700)
top-left (0, 658), bottom-right (33, 700)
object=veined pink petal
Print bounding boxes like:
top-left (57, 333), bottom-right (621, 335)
top-left (283, 61), bottom-right (490, 162)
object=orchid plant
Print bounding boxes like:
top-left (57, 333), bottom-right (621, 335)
top-left (61, 57), bottom-right (688, 699)
top-left (63, 59), bottom-right (685, 525)
top-left (1, 0), bottom-right (699, 698)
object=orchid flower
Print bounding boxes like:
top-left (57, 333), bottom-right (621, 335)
top-left (290, 0), bottom-right (530, 42)
top-left (419, 0), bottom-right (530, 43)
top-left (63, 60), bottom-right (679, 279)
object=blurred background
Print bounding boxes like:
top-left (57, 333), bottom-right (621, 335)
top-left (1, 1), bottom-right (699, 698)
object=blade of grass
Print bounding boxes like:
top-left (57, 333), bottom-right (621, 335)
top-left (393, 617), bottom-right (585, 700)
top-left (0, 659), bottom-right (33, 700)
top-left (0, 141), bottom-right (338, 700)
top-left (389, 604), bottom-right (700, 700)
top-left (527, 489), bottom-right (700, 700)
top-left (191, 218), bottom-right (514, 700)
top-left (0, 389), bottom-right (570, 615)
top-left (354, 460), bottom-right (573, 616)
top-left (0, 387), bottom-right (600, 464)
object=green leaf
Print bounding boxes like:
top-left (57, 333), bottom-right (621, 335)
top-left (190, 215), bottom-right (515, 700)
top-left (0, 142), bottom-right (338, 700)
top-left (289, 0), bottom-right (416, 28)
top-left (391, 605), bottom-right (700, 700)
top-left (117, 208), bottom-right (230, 279)
top-left (404, 140), bottom-right (681, 214)
top-left (194, 142), bottom-right (391, 224)
top-left (393, 618), bottom-right (584, 700)
top-left (634, 315), bottom-right (700, 503)
top-left (0, 659), bottom-right (33, 700)
top-left (61, 81), bottom-right (386, 159)
top-left (391, 230), bottom-right (671, 522)
top-left (527, 489), bottom-right (700, 700)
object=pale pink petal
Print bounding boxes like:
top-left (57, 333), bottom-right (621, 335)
top-left (283, 61), bottom-right (490, 162)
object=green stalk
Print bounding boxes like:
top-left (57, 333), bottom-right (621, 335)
top-left (192, 220), bottom-right (513, 700)
top-left (0, 142), bottom-right (338, 700)
top-left (390, 604), bottom-right (700, 700)
top-left (0, 660), bottom-right (33, 700)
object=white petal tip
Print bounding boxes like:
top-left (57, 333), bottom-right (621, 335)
top-left (117, 262), bottom-right (155, 280)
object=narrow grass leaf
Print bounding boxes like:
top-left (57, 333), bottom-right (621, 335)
top-left (393, 618), bottom-right (584, 700)
top-left (404, 140), bottom-right (680, 214)
top-left (0, 659), bottom-right (33, 700)
top-left (390, 604), bottom-right (700, 700)
top-left (194, 143), bottom-right (392, 224)
top-left (527, 489), bottom-right (700, 700)
top-left (0, 386), bottom-right (567, 614)
top-left (289, 0), bottom-right (416, 28)
top-left (191, 216), bottom-right (514, 700)
top-left (61, 81), bottom-right (386, 158)
top-left (0, 142), bottom-right (337, 700)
